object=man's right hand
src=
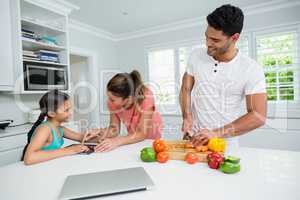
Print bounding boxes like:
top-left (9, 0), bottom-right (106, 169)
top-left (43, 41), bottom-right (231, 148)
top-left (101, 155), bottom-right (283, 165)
top-left (182, 115), bottom-right (193, 136)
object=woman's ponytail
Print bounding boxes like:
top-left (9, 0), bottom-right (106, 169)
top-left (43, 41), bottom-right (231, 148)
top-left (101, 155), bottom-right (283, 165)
top-left (130, 70), bottom-right (145, 104)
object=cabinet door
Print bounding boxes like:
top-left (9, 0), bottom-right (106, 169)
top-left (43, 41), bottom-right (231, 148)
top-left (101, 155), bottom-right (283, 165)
top-left (0, 147), bottom-right (24, 167)
top-left (0, 0), bottom-right (14, 90)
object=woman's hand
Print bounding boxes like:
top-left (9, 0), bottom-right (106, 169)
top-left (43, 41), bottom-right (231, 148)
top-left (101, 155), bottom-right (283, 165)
top-left (65, 144), bottom-right (90, 155)
top-left (94, 138), bottom-right (120, 152)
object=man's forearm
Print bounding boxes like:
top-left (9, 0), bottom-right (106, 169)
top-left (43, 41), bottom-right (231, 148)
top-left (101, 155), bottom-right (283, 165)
top-left (212, 111), bottom-right (266, 138)
top-left (179, 89), bottom-right (192, 119)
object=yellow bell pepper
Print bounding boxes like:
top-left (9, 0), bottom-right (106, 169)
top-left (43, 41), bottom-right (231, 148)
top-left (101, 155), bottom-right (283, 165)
top-left (208, 138), bottom-right (226, 153)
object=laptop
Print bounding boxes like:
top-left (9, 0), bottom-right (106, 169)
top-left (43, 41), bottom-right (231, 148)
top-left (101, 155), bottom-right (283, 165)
top-left (59, 167), bottom-right (155, 200)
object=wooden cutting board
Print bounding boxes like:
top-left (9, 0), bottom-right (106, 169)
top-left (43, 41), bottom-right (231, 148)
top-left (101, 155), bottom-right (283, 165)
top-left (163, 140), bottom-right (212, 162)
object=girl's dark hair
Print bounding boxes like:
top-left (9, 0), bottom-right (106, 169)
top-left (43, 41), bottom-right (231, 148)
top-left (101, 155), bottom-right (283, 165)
top-left (207, 4), bottom-right (244, 36)
top-left (21, 90), bottom-right (69, 161)
top-left (107, 70), bottom-right (145, 104)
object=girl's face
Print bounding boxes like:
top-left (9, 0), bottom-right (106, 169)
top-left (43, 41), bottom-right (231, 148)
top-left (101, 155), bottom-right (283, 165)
top-left (48, 100), bottom-right (72, 122)
top-left (107, 91), bottom-right (133, 109)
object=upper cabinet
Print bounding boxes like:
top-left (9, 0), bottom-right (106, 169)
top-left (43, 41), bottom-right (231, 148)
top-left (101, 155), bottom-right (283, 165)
top-left (0, 0), bottom-right (79, 93)
top-left (0, 0), bottom-right (15, 91)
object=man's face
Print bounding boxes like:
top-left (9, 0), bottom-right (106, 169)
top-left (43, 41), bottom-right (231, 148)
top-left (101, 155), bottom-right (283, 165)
top-left (205, 25), bottom-right (237, 57)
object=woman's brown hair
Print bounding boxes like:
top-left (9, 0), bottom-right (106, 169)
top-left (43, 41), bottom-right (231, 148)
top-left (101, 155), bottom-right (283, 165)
top-left (107, 70), bottom-right (146, 104)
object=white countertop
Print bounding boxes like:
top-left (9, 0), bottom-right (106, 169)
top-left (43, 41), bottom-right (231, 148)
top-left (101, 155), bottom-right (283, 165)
top-left (0, 140), bottom-right (299, 200)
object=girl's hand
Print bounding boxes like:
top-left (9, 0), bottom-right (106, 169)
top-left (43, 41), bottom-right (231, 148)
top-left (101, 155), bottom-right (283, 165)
top-left (83, 128), bottom-right (107, 142)
top-left (65, 144), bottom-right (90, 155)
top-left (94, 138), bottom-right (120, 152)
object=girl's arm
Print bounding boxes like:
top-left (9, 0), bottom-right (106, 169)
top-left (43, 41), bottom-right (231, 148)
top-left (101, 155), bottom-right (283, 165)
top-left (24, 126), bottom-right (88, 165)
top-left (62, 127), bottom-right (84, 142)
top-left (78, 113), bottom-right (121, 143)
top-left (95, 107), bottom-right (153, 152)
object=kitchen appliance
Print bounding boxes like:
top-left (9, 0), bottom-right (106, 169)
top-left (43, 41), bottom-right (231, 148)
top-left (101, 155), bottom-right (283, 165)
top-left (24, 62), bottom-right (68, 90)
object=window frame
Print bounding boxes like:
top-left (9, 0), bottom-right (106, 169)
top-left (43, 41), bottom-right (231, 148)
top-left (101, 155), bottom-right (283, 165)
top-left (252, 24), bottom-right (300, 118)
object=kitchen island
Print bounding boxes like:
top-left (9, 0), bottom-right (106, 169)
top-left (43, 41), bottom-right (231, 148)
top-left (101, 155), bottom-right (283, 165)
top-left (0, 140), bottom-right (299, 200)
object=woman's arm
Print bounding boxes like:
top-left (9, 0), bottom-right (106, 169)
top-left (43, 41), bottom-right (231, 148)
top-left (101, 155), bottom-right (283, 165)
top-left (103, 113), bottom-right (121, 138)
top-left (95, 107), bottom-right (153, 152)
top-left (24, 126), bottom-right (88, 165)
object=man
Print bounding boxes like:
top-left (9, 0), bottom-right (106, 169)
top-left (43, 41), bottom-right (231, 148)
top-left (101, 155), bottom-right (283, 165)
top-left (179, 4), bottom-right (267, 147)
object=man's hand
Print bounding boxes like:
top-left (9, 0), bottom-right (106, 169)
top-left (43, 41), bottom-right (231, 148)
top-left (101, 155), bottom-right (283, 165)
top-left (191, 129), bottom-right (217, 146)
top-left (182, 114), bottom-right (193, 136)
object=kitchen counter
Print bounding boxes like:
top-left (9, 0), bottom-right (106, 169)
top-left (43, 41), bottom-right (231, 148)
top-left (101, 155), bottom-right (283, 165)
top-left (0, 140), bottom-right (299, 200)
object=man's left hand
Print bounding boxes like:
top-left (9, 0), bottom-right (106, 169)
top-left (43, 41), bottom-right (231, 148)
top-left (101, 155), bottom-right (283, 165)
top-left (191, 129), bottom-right (217, 146)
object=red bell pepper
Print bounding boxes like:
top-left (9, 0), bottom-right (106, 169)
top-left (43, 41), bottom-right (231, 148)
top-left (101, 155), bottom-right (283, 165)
top-left (207, 152), bottom-right (224, 169)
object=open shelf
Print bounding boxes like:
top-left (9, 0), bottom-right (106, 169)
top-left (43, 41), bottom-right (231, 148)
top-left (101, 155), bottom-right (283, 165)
top-left (11, 0), bottom-right (71, 94)
top-left (22, 37), bottom-right (66, 51)
top-left (23, 59), bottom-right (67, 66)
top-left (20, 89), bottom-right (70, 94)
top-left (21, 18), bottom-right (66, 35)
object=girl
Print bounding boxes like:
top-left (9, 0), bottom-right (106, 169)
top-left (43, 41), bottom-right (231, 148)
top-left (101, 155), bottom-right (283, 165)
top-left (23, 90), bottom-right (92, 165)
top-left (89, 70), bottom-right (163, 152)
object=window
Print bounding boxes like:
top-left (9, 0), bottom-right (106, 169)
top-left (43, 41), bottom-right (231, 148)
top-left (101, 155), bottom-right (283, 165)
top-left (178, 41), bottom-right (205, 84)
top-left (147, 36), bottom-right (250, 108)
top-left (148, 49), bottom-right (176, 105)
top-left (256, 31), bottom-right (298, 101)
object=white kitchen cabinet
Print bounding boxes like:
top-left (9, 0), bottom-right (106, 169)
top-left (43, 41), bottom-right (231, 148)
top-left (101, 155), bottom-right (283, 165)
top-left (0, 0), bottom-right (77, 93)
top-left (0, 0), bottom-right (14, 91)
top-left (0, 147), bottom-right (25, 166)
top-left (0, 125), bottom-right (29, 167)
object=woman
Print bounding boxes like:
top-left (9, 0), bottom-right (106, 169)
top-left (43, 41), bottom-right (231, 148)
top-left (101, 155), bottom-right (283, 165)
top-left (90, 70), bottom-right (163, 152)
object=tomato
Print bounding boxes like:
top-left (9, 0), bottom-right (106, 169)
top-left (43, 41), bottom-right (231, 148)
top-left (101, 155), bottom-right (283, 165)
top-left (156, 152), bottom-right (169, 163)
top-left (153, 139), bottom-right (166, 152)
top-left (185, 152), bottom-right (198, 164)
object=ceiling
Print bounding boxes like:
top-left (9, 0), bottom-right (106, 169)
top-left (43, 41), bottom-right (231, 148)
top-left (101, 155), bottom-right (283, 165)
top-left (66, 0), bottom-right (281, 34)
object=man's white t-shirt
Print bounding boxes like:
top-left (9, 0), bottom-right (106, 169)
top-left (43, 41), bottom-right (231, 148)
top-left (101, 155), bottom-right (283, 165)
top-left (186, 48), bottom-right (266, 149)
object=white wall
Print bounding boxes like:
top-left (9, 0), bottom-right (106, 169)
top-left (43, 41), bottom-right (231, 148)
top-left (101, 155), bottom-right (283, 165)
top-left (116, 5), bottom-right (300, 151)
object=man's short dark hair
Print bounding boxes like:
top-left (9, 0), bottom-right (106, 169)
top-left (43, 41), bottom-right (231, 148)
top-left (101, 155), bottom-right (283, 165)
top-left (207, 4), bottom-right (244, 36)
